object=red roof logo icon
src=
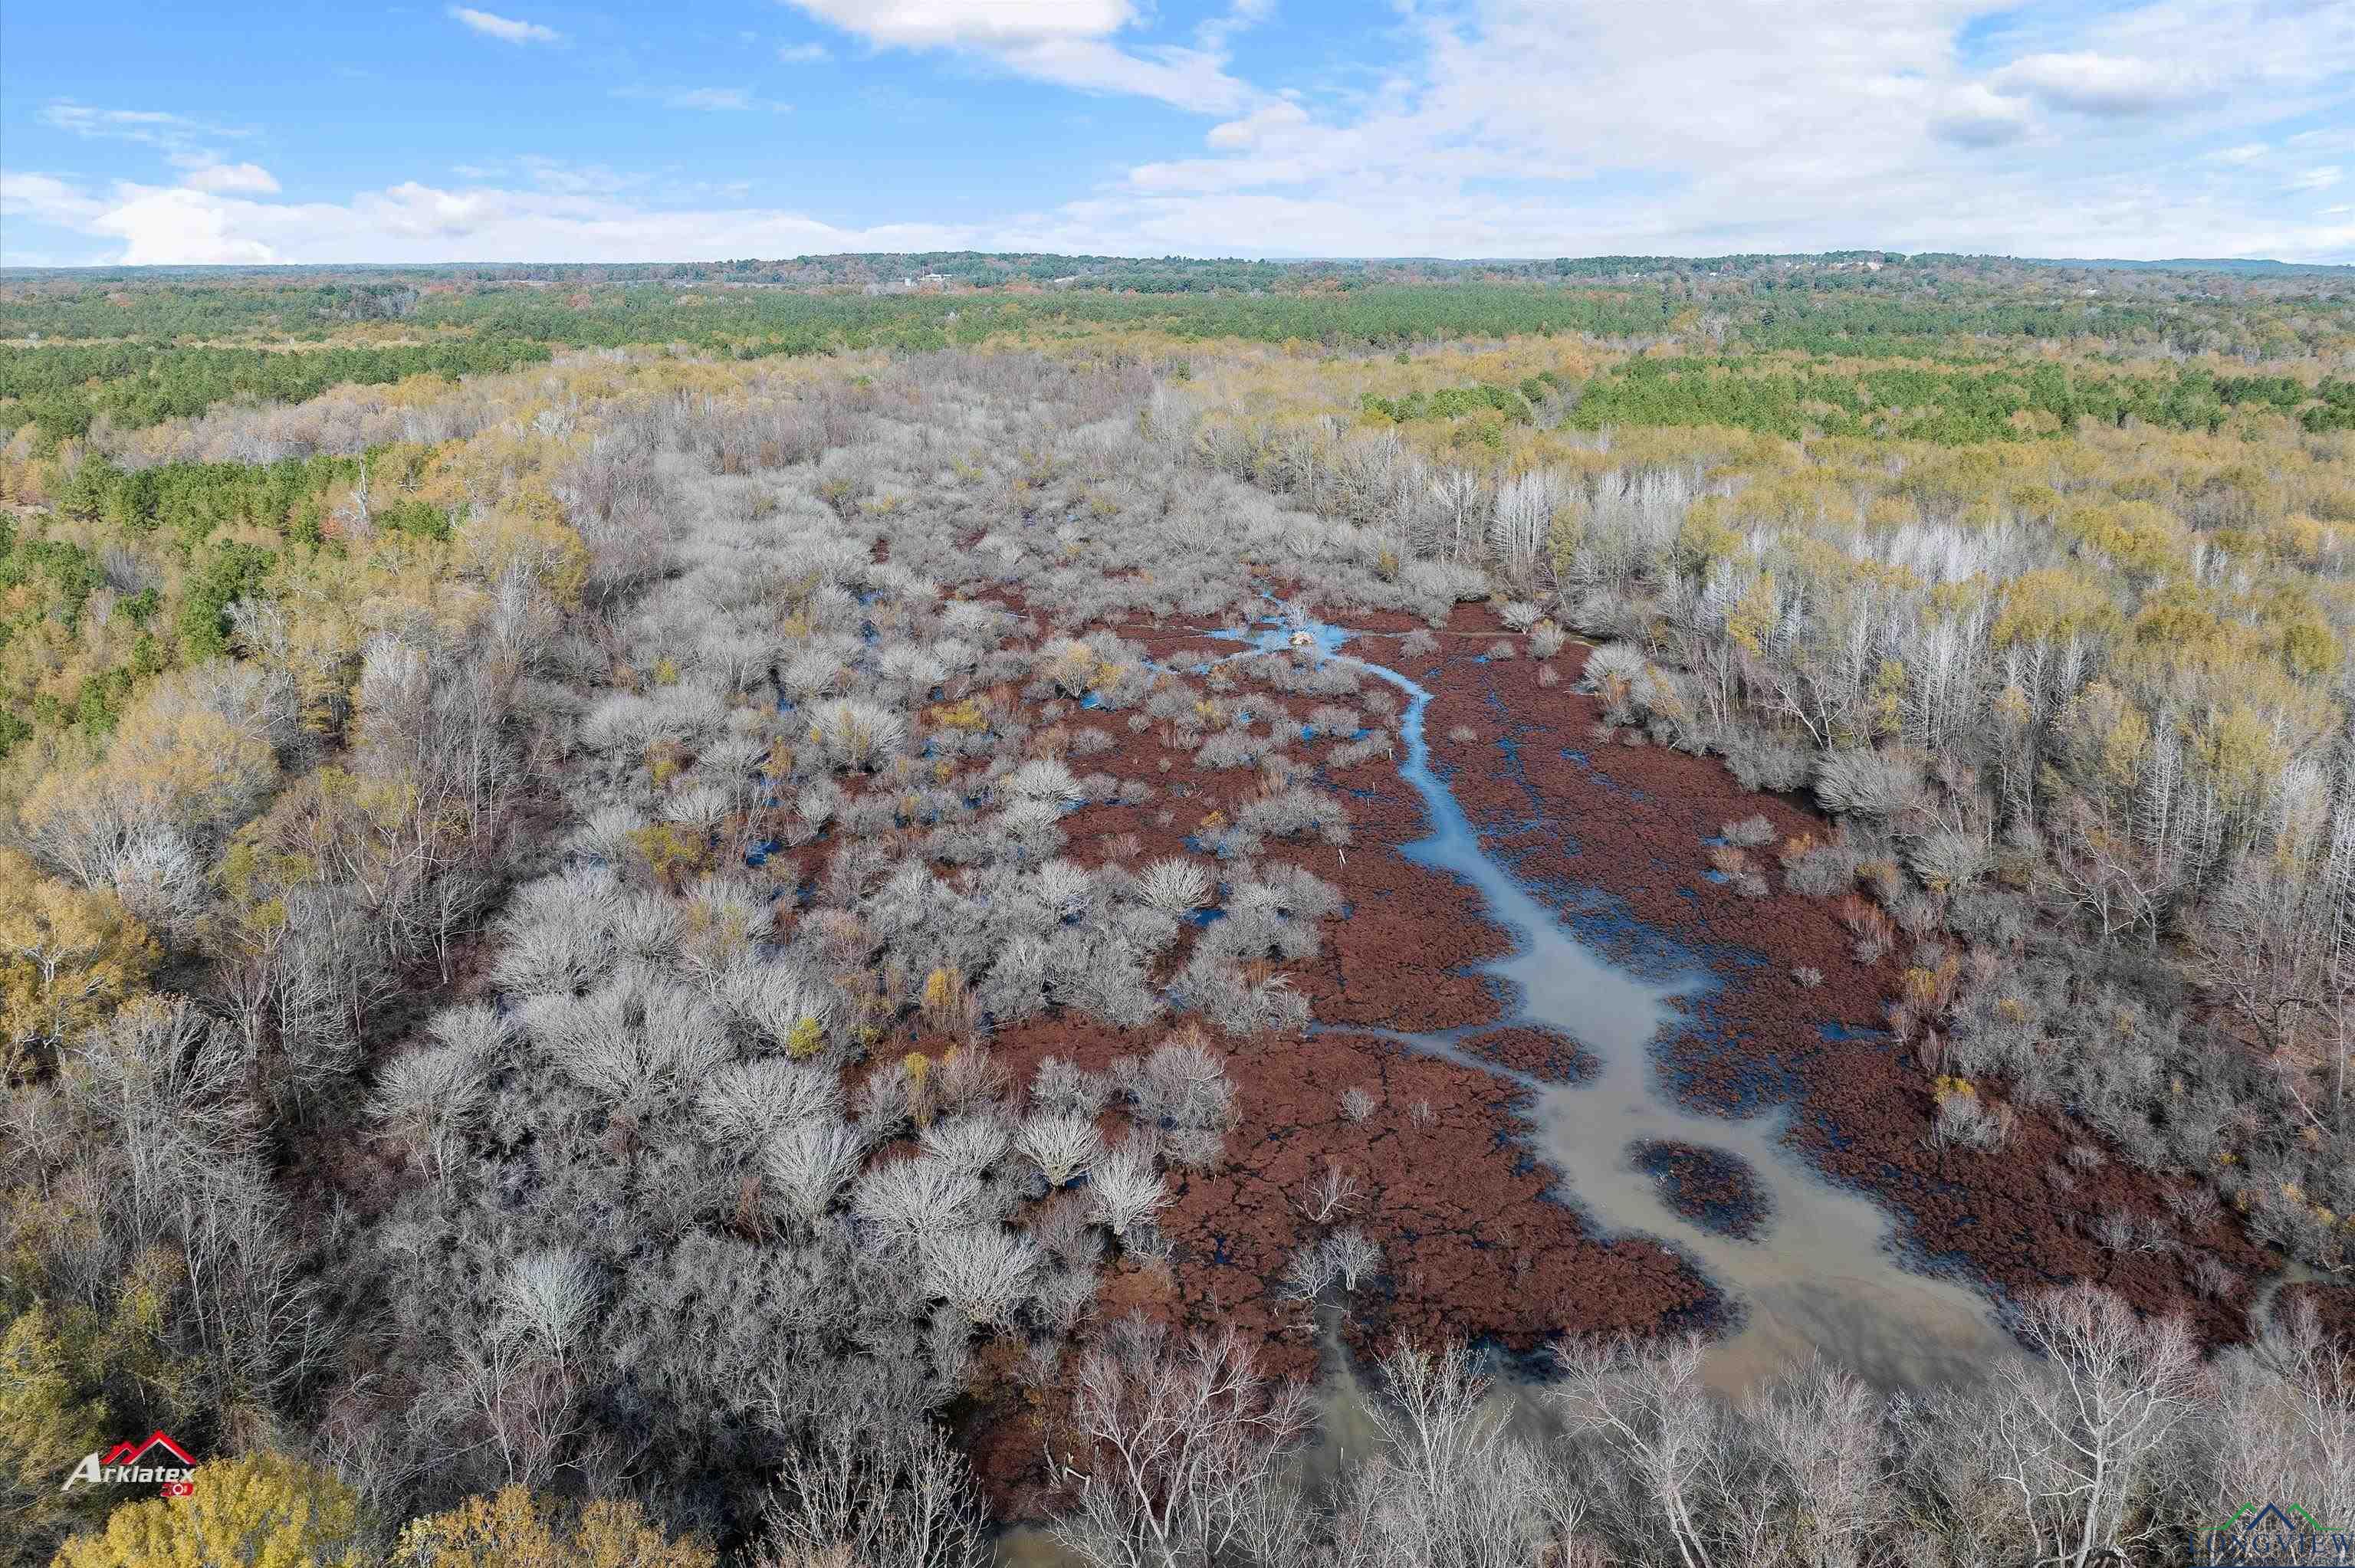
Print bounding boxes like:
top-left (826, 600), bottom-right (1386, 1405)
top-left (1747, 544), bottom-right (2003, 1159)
top-left (100, 1432), bottom-right (195, 1468)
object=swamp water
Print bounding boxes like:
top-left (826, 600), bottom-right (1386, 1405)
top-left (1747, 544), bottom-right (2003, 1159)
top-left (994, 616), bottom-right (2018, 1564)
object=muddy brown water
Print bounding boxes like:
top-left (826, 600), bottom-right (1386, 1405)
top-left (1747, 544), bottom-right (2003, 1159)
top-left (993, 619), bottom-right (2020, 1565)
top-left (1285, 620), bottom-right (2020, 1396)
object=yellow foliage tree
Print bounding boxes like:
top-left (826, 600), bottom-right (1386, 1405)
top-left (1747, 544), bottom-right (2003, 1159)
top-left (50, 1452), bottom-right (367, 1568)
top-left (2056, 682), bottom-right (2150, 796)
top-left (1726, 572), bottom-right (1779, 658)
top-left (391, 1487), bottom-right (714, 1568)
top-left (0, 852), bottom-right (154, 1075)
top-left (626, 823), bottom-right (711, 891)
top-left (27, 674), bottom-right (281, 854)
top-left (0, 1304), bottom-right (111, 1557)
top-left (1991, 568), bottom-right (2123, 650)
top-left (1674, 496), bottom-right (1742, 572)
top-left (457, 510), bottom-right (590, 609)
top-left (2190, 700), bottom-right (2289, 817)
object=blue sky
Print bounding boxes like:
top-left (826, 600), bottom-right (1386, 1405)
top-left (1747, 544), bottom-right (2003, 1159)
top-left (2, 0), bottom-right (2350, 266)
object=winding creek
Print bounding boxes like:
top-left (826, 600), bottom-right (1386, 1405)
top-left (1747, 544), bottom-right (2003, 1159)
top-left (1233, 611), bottom-right (2021, 1394)
top-left (994, 611), bottom-right (2025, 1564)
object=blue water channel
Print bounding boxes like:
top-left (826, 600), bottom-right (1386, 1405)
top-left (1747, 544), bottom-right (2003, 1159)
top-left (1220, 607), bottom-right (2018, 1393)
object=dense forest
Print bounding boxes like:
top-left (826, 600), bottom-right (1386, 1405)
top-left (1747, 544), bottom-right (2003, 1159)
top-left (1, 261), bottom-right (2349, 1566)
top-left (6, 257), bottom-right (2350, 454)
top-left (0, 340), bottom-right (553, 444)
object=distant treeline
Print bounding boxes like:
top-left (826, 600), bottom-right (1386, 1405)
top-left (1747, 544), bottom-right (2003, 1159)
top-left (0, 280), bottom-right (1669, 347)
top-left (0, 338), bottom-right (551, 446)
top-left (1555, 358), bottom-right (2355, 441)
top-left (3, 271), bottom-right (2350, 442)
top-left (1362, 361), bottom-right (2355, 443)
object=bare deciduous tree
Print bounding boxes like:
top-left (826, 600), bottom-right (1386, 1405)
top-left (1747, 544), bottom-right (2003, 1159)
top-left (765, 1118), bottom-right (865, 1225)
top-left (1343, 1342), bottom-right (1542, 1568)
top-left (760, 1415), bottom-right (990, 1568)
top-left (1090, 1135), bottom-right (1171, 1238)
top-left (1053, 1317), bottom-right (1312, 1568)
top-left (920, 1225), bottom-right (1040, 1327)
top-left (497, 1246), bottom-right (599, 1376)
top-left (1301, 1162), bottom-right (1361, 1224)
top-left (1550, 1332), bottom-right (1722, 1568)
top-left (1321, 1228), bottom-right (1383, 1292)
top-left (1979, 1283), bottom-right (2206, 1568)
top-left (1018, 1111), bottom-right (1104, 1187)
top-left (1745, 1355), bottom-right (1891, 1568)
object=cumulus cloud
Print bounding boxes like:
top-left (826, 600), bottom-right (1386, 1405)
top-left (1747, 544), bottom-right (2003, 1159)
top-left (448, 7), bottom-right (560, 45)
top-left (3, 180), bottom-right (281, 264)
top-left (783, 0), bottom-right (1134, 50)
top-left (1099, 0), bottom-right (2355, 261)
top-left (8, 0), bottom-right (2354, 266)
top-left (179, 161), bottom-right (281, 195)
top-left (1930, 84), bottom-right (2033, 149)
top-left (780, 0), bottom-right (1250, 111)
top-left (1206, 100), bottom-right (1309, 150)
top-left (0, 171), bottom-right (980, 266)
top-left (1989, 51), bottom-right (2214, 114)
top-left (0, 172), bottom-right (105, 228)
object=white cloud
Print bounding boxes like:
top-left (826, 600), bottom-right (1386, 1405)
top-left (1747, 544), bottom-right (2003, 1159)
top-left (2288, 129), bottom-right (2355, 156)
top-left (613, 86), bottom-right (789, 113)
top-left (780, 0), bottom-right (1250, 110)
top-left (0, 172), bottom-right (979, 265)
top-left (1098, 0), bottom-right (2355, 262)
top-left (448, 7), bottom-right (561, 45)
top-left (44, 104), bottom-right (180, 139)
top-left (783, 0), bottom-right (1134, 50)
top-left (0, 172), bottom-right (106, 228)
top-left (179, 161), bottom-right (281, 195)
top-left (1989, 51), bottom-right (2213, 114)
top-left (777, 41), bottom-right (832, 63)
top-left (4, 180), bottom-right (281, 264)
top-left (668, 87), bottom-right (770, 112)
top-left (8, 0), bottom-right (2353, 267)
top-left (1930, 84), bottom-right (2032, 148)
top-left (997, 37), bottom-right (1250, 111)
top-left (40, 101), bottom-right (251, 162)
top-left (1205, 100), bottom-right (1309, 149)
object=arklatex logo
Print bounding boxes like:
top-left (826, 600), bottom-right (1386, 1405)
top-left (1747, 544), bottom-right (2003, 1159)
top-left (61, 1431), bottom-right (198, 1497)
